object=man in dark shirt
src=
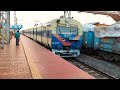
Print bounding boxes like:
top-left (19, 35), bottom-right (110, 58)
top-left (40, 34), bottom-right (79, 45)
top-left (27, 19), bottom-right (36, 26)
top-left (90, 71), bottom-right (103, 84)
top-left (15, 30), bottom-right (20, 45)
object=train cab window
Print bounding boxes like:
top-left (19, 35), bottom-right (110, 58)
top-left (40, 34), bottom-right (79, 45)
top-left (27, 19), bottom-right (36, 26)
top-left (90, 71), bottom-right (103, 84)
top-left (56, 26), bottom-right (78, 35)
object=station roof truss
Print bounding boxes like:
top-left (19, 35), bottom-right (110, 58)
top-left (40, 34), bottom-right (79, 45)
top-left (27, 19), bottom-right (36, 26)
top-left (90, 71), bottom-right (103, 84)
top-left (79, 11), bottom-right (120, 22)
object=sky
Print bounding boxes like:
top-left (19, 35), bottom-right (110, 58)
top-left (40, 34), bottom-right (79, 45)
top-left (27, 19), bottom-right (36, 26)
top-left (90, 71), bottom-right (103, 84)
top-left (10, 11), bottom-right (116, 30)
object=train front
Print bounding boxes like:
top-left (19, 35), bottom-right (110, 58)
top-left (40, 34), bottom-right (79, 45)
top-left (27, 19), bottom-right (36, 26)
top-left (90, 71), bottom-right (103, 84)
top-left (51, 18), bottom-right (82, 57)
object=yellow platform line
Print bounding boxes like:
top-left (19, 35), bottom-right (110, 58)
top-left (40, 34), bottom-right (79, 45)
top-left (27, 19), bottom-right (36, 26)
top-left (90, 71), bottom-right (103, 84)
top-left (21, 39), bottom-right (43, 79)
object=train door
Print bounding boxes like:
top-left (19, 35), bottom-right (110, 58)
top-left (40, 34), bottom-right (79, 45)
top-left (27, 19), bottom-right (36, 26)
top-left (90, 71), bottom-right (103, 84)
top-left (37, 27), bottom-right (40, 42)
top-left (36, 27), bottom-right (37, 41)
top-left (41, 26), bottom-right (44, 44)
top-left (43, 26), bottom-right (46, 45)
top-left (46, 25), bottom-right (50, 47)
top-left (33, 28), bottom-right (34, 39)
top-left (45, 26), bottom-right (48, 46)
top-left (29, 29), bottom-right (31, 37)
top-left (41, 26), bottom-right (42, 42)
top-left (28, 29), bottom-right (30, 37)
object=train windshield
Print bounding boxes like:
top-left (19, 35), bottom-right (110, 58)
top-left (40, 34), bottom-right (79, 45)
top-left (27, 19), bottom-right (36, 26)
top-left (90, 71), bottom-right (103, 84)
top-left (56, 26), bottom-right (78, 35)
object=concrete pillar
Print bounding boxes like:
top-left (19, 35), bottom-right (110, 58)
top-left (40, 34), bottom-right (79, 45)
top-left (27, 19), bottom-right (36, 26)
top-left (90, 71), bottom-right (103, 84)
top-left (6, 11), bottom-right (10, 43)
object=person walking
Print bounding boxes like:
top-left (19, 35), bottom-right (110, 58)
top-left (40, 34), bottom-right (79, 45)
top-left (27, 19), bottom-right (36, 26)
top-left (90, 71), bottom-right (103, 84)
top-left (15, 30), bottom-right (20, 45)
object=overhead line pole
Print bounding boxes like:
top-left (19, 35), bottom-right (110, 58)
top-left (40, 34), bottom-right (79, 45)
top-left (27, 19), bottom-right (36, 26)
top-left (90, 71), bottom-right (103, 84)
top-left (1, 11), bottom-right (4, 49)
top-left (6, 11), bottom-right (10, 43)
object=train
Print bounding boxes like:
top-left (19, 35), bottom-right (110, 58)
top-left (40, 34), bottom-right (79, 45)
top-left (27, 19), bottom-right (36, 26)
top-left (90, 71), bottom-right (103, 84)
top-left (22, 16), bottom-right (83, 57)
top-left (81, 22), bottom-right (120, 62)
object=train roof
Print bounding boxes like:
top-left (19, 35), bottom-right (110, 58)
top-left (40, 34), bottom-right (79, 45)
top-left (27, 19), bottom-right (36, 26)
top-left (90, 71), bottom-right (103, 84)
top-left (42, 17), bottom-right (82, 28)
top-left (25, 17), bottom-right (83, 35)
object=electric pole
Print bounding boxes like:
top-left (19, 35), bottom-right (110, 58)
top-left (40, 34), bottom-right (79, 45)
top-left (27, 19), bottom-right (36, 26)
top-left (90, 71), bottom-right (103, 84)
top-left (14, 11), bottom-right (17, 34)
top-left (6, 11), bottom-right (10, 43)
top-left (0, 11), bottom-right (10, 48)
top-left (0, 11), bottom-right (4, 49)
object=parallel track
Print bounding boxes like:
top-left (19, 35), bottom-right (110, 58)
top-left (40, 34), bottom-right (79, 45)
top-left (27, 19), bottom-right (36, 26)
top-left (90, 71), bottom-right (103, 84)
top-left (66, 58), bottom-right (115, 79)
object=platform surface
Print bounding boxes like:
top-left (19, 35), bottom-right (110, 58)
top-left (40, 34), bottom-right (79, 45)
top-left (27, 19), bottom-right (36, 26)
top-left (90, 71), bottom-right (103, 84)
top-left (0, 37), bottom-right (32, 79)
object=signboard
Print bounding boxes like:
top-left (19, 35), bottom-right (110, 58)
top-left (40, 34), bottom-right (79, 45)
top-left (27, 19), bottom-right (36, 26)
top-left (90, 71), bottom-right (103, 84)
top-left (10, 25), bottom-right (23, 30)
top-left (1, 23), bottom-right (23, 30)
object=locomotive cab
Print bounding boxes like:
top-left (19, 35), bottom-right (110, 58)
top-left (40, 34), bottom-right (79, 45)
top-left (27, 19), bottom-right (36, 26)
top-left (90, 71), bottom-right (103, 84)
top-left (52, 24), bottom-right (82, 57)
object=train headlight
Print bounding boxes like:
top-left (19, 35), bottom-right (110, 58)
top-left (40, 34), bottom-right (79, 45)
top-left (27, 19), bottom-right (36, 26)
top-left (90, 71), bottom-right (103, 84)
top-left (62, 38), bottom-right (65, 42)
top-left (56, 19), bottom-right (60, 24)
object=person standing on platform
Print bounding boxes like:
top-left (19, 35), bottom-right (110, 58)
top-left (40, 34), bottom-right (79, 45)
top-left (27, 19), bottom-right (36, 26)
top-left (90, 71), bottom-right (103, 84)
top-left (15, 30), bottom-right (20, 45)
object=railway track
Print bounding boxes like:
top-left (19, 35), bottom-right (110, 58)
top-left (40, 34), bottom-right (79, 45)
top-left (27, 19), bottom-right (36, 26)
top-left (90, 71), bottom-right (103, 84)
top-left (65, 58), bottom-right (115, 79)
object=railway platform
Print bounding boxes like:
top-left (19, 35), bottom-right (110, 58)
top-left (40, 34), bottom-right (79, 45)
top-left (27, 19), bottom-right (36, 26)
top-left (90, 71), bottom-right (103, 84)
top-left (0, 35), bottom-right (95, 79)
top-left (0, 37), bottom-right (32, 79)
